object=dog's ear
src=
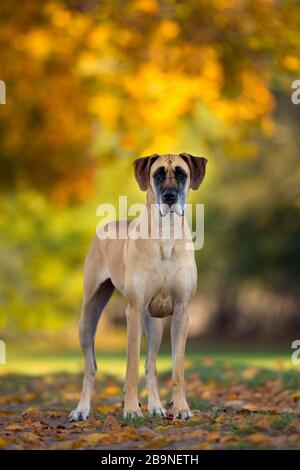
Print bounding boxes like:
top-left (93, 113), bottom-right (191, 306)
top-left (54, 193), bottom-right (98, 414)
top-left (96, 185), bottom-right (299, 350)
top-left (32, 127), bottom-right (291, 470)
top-left (133, 154), bottom-right (159, 191)
top-left (180, 153), bottom-right (207, 190)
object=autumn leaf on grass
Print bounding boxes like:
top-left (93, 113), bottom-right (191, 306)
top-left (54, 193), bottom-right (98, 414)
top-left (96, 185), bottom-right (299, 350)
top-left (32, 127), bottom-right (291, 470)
top-left (242, 368), bottom-right (259, 380)
top-left (79, 432), bottom-right (111, 447)
top-left (155, 424), bottom-right (169, 431)
top-left (50, 440), bottom-right (79, 450)
top-left (54, 433), bottom-right (114, 450)
top-left (117, 426), bottom-right (140, 442)
top-left (45, 410), bottom-right (64, 418)
top-left (187, 415), bottom-right (205, 425)
top-left (101, 385), bottom-right (121, 397)
top-left (291, 421), bottom-right (300, 432)
top-left (246, 433), bottom-right (269, 445)
top-left (97, 405), bottom-right (112, 414)
top-left (191, 429), bottom-right (207, 438)
top-left (254, 416), bottom-right (272, 431)
top-left (5, 422), bottom-right (25, 431)
top-left (69, 420), bottom-right (97, 430)
top-left (243, 404), bottom-right (278, 413)
top-left (20, 431), bottom-right (44, 448)
top-left (206, 431), bottom-right (220, 442)
top-left (289, 390), bottom-right (300, 399)
top-left (22, 407), bottom-right (41, 417)
top-left (139, 437), bottom-right (168, 449)
top-left (102, 415), bottom-right (120, 430)
top-left (214, 413), bottom-right (226, 423)
top-left (220, 435), bottom-right (239, 445)
top-left (138, 427), bottom-right (157, 440)
top-left (225, 393), bottom-right (241, 401)
top-left (197, 443), bottom-right (214, 450)
top-left (0, 437), bottom-right (7, 449)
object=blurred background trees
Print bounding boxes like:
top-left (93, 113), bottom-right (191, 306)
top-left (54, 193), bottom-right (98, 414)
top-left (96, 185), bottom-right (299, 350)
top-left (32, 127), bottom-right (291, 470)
top-left (0, 0), bottom-right (300, 340)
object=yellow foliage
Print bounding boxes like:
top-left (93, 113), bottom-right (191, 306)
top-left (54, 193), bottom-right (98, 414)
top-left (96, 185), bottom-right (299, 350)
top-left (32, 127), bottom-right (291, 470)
top-left (0, 0), bottom-right (299, 199)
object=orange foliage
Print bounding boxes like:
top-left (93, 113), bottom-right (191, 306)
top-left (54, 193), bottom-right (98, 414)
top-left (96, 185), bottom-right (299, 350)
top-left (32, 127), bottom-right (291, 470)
top-left (0, 0), bottom-right (299, 201)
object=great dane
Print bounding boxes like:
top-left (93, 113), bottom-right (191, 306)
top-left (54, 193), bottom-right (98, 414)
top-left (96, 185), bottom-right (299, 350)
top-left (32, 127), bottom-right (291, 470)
top-left (69, 153), bottom-right (207, 421)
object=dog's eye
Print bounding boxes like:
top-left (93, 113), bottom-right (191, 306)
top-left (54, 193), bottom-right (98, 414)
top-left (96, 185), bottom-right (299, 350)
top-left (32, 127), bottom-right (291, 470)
top-left (175, 166), bottom-right (187, 182)
top-left (153, 167), bottom-right (166, 182)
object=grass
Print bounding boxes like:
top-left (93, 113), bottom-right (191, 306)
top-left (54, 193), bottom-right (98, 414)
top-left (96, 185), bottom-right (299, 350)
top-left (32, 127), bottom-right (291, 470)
top-left (2, 341), bottom-right (300, 449)
top-left (1, 342), bottom-right (297, 377)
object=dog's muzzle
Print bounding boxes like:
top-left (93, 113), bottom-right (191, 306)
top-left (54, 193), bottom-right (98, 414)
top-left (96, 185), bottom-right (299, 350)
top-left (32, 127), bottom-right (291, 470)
top-left (162, 187), bottom-right (178, 206)
top-left (159, 187), bottom-right (185, 217)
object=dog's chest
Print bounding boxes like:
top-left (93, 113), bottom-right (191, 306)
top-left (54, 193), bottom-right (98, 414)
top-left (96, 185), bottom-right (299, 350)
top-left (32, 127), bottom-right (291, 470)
top-left (160, 242), bottom-right (174, 261)
top-left (145, 242), bottom-right (192, 318)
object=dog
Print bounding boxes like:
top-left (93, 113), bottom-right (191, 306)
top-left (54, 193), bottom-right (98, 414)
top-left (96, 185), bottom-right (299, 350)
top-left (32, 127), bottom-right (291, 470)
top-left (69, 153), bottom-right (207, 421)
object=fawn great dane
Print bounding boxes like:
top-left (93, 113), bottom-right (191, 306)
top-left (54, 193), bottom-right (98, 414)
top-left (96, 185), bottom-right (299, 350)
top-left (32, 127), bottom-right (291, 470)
top-left (69, 153), bottom-right (207, 421)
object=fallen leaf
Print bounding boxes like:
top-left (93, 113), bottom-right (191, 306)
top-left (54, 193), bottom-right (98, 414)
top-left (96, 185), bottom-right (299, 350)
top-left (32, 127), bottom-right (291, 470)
top-left (220, 435), bottom-right (239, 444)
top-left (0, 437), bottom-right (7, 449)
top-left (242, 368), bottom-right (259, 380)
top-left (246, 433), bottom-right (269, 445)
top-left (5, 422), bottom-right (25, 431)
top-left (215, 414), bottom-right (226, 422)
top-left (207, 431), bottom-right (220, 442)
top-left (140, 437), bottom-right (167, 449)
top-left (97, 405), bottom-right (112, 414)
top-left (197, 443), bottom-right (214, 450)
top-left (80, 432), bottom-right (110, 446)
top-left (254, 416), bottom-right (272, 431)
top-left (102, 385), bottom-right (121, 396)
top-left (22, 407), bottom-right (40, 416)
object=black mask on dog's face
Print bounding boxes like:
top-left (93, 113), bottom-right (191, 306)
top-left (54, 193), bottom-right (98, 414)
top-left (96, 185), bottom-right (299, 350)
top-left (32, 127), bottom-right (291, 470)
top-left (152, 164), bottom-right (188, 217)
top-left (133, 153), bottom-right (207, 217)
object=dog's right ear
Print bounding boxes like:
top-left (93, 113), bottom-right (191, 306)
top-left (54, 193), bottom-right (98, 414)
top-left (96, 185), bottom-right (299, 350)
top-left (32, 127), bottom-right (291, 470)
top-left (133, 154), bottom-right (159, 191)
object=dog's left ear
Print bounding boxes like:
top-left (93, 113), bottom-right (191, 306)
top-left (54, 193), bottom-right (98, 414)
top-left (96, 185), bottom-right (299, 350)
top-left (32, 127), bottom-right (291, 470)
top-left (133, 154), bottom-right (159, 191)
top-left (180, 153), bottom-right (207, 190)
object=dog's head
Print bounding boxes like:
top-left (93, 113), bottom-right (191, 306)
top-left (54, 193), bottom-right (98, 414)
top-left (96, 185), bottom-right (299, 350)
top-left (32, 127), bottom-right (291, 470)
top-left (133, 153), bottom-right (207, 216)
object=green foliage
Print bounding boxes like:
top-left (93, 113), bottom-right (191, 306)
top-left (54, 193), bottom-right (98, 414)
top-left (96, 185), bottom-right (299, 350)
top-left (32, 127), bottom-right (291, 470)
top-left (0, 191), bottom-right (94, 332)
top-left (0, 1), bottom-right (300, 334)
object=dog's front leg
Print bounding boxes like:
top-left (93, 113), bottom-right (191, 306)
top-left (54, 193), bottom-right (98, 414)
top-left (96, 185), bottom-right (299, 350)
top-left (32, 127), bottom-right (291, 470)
top-left (171, 304), bottom-right (192, 419)
top-left (144, 315), bottom-right (166, 417)
top-left (123, 303), bottom-right (143, 418)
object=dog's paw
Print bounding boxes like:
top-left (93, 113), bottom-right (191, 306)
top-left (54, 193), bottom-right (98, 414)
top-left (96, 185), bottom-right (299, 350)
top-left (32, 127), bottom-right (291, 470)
top-left (172, 407), bottom-right (193, 420)
top-left (69, 407), bottom-right (89, 422)
top-left (123, 405), bottom-right (143, 419)
top-left (148, 404), bottom-right (167, 418)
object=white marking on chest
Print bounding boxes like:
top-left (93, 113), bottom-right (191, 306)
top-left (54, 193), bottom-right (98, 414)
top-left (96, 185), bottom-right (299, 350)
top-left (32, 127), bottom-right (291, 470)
top-left (160, 244), bottom-right (174, 261)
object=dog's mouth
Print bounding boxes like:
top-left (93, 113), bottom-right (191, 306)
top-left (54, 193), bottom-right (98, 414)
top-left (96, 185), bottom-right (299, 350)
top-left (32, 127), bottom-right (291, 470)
top-left (159, 202), bottom-right (184, 217)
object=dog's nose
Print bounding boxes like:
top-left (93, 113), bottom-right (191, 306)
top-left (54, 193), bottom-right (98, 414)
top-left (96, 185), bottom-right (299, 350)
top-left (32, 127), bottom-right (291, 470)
top-left (162, 187), bottom-right (178, 205)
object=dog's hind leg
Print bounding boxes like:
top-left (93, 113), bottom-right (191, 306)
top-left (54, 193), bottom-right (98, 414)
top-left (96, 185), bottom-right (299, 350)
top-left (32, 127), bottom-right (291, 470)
top-left (144, 315), bottom-right (167, 417)
top-left (69, 279), bottom-right (114, 421)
